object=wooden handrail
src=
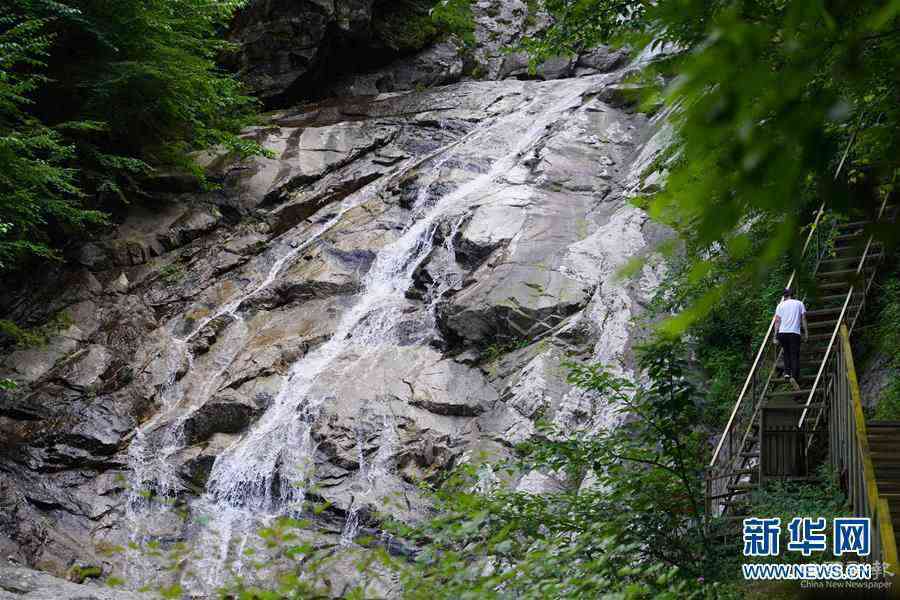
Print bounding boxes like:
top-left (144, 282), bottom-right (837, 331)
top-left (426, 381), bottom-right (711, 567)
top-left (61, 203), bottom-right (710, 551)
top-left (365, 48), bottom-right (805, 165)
top-left (838, 324), bottom-right (898, 587)
top-left (798, 195), bottom-right (889, 430)
top-left (708, 126), bottom-right (862, 473)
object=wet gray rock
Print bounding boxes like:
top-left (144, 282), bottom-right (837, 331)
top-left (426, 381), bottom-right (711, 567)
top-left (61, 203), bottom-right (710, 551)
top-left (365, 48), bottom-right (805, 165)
top-left (575, 47), bottom-right (631, 75)
top-left (182, 394), bottom-right (264, 445)
top-left (211, 121), bottom-right (397, 212)
top-left (859, 351), bottom-right (895, 409)
top-left (499, 52), bottom-right (576, 81)
top-left (325, 40), bottom-right (465, 97)
top-left (53, 345), bottom-right (112, 391)
top-left (227, 0), bottom-right (369, 102)
top-left (0, 565), bottom-right (150, 599)
top-left (157, 206), bottom-right (222, 251)
top-left (76, 243), bottom-right (114, 271)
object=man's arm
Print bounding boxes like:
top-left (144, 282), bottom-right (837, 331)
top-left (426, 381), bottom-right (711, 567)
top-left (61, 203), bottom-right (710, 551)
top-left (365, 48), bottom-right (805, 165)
top-left (773, 313), bottom-right (781, 343)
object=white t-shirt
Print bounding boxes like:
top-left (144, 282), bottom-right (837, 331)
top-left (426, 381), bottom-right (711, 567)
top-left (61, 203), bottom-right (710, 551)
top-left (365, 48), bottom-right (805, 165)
top-left (776, 298), bottom-right (806, 335)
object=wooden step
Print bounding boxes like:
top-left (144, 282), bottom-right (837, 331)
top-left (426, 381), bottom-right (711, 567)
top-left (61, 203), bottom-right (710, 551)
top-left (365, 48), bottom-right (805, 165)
top-left (763, 402), bottom-right (824, 410)
top-left (818, 254), bottom-right (882, 269)
top-left (834, 232), bottom-right (867, 244)
top-left (869, 437), bottom-right (900, 444)
top-left (869, 432), bottom-right (900, 441)
top-left (807, 319), bottom-right (838, 329)
top-left (767, 388), bottom-right (822, 399)
top-left (871, 463), bottom-right (900, 472)
top-left (816, 280), bottom-right (854, 291)
top-left (816, 267), bottom-right (875, 279)
top-left (870, 452), bottom-right (900, 464)
top-left (836, 220), bottom-right (872, 231)
top-left (831, 241), bottom-right (882, 257)
top-left (807, 332), bottom-right (835, 342)
top-left (814, 292), bottom-right (864, 304)
top-left (805, 306), bottom-right (859, 319)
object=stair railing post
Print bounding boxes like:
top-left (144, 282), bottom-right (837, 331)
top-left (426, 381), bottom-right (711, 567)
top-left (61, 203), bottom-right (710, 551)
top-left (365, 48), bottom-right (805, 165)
top-left (761, 407), bottom-right (768, 488)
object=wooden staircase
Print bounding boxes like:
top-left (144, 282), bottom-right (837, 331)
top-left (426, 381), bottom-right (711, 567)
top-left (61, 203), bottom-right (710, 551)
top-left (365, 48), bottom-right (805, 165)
top-left (706, 201), bottom-right (899, 587)
top-left (706, 215), bottom-right (888, 509)
top-left (869, 422), bottom-right (900, 540)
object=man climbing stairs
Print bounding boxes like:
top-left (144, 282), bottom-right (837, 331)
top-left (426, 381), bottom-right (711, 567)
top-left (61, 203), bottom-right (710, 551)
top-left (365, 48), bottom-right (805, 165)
top-left (705, 201), bottom-right (899, 586)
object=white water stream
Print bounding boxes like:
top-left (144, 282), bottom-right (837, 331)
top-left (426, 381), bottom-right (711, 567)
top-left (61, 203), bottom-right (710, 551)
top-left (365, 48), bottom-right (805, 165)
top-left (124, 75), bottom-right (603, 592)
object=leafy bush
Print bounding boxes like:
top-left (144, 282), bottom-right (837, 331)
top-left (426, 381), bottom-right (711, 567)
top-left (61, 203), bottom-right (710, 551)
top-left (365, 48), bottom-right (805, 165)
top-left (1, 0), bottom-right (259, 270)
top-left (869, 274), bottom-right (900, 419)
top-left (746, 466), bottom-right (849, 563)
top-left (430, 0), bottom-right (476, 46)
top-left (0, 3), bottom-right (107, 267)
top-left (0, 311), bottom-right (72, 349)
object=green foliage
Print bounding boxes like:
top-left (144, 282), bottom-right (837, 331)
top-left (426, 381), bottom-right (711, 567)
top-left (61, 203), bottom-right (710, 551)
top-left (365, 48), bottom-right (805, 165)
top-left (45, 0), bottom-right (257, 163)
top-left (870, 272), bottom-right (900, 419)
top-left (0, 2), bottom-right (107, 267)
top-left (158, 262), bottom-right (185, 284)
top-left (431, 0), bottom-right (476, 46)
top-left (0, 311), bottom-right (72, 349)
top-left (378, 340), bottom-right (732, 598)
top-left (747, 466), bottom-right (849, 562)
top-left (1, 0), bottom-right (259, 270)
top-left (376, 0), bottom-right (441, 51)
top-left (0, 378), bottom-right (16, 391)
top-left (525, 0), bottom-right (900, 331)
top-left (519, 0), bottom-right (638, 64)
top-left (66, 564), bottom-right (102, 583)
top-left (647, 217), bottom-right (792, 425)
top-left (480, 337), bottom-right (532, 362)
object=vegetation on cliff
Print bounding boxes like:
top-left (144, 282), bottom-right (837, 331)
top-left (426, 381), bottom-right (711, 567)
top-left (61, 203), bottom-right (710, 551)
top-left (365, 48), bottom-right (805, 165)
top-left (0, 0), bottom-right (258, 270)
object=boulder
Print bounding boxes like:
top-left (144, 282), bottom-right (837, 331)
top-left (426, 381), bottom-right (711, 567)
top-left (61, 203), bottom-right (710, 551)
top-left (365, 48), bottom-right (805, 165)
top-left (228, 0), bottom-right (446, 104)
top-left (325, 40), bottom-right (465, 97)
top-left (181, 395), bottom-right (264, 445)
top-left (0, 565), bottom-right (151, 599)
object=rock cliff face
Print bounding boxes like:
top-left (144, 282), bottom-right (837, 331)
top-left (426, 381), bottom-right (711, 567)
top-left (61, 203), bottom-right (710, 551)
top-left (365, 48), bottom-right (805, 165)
top-left (226, 0), bottom-right (630, 105)
top-left (0, 4), bottom-right (670, 595)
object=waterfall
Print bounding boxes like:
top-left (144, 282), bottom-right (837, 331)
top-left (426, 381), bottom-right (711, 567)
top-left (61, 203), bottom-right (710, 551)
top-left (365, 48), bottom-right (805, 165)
top-left (179, 80), bottom-right (596, 590)
top-left (118, 75), bottom-right (604, 593)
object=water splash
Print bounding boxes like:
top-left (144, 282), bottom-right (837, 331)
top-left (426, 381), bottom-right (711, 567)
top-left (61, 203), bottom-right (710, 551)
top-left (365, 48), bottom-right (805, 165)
top-left (204, 82), bottom-right (592, 517)
top-left (127, 77), bottom-right (600, 593)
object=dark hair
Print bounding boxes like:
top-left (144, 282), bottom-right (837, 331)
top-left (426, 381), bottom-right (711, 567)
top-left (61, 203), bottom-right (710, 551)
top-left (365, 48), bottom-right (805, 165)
top-left (783, 288), bottom-right (793, 298)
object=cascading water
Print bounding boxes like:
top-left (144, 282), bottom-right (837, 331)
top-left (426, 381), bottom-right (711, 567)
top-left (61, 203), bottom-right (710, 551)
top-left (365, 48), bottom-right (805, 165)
top-left (173, 78), bottom-right (599, 591)
top-left (340, 409), bottom-right (400, 547)
top-left (120, 116), bottom-right (495, 524)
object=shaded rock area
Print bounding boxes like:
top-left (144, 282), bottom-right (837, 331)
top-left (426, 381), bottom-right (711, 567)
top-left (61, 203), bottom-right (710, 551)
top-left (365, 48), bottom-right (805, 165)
top-left (227, 0), bottom-right (451, 105)
top-left (0, 565), bottom-right (151, 599)
top-left (0, 4), bottom-right (674, 597)
top-left (228, 0), bottom-right (635, 107)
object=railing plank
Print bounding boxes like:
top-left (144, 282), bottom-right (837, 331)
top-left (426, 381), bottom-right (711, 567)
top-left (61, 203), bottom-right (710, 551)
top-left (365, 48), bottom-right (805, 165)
top-left (838, 324), bottom-right (899, 585)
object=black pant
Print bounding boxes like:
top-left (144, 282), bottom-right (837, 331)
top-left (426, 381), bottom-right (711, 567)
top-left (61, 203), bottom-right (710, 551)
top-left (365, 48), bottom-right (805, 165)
top-left (778, 332), bottom-right (802, 381)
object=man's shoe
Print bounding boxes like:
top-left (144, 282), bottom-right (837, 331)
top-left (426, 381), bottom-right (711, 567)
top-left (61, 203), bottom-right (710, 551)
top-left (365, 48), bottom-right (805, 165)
top-left (789, 377), bottom-right (801, 391)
